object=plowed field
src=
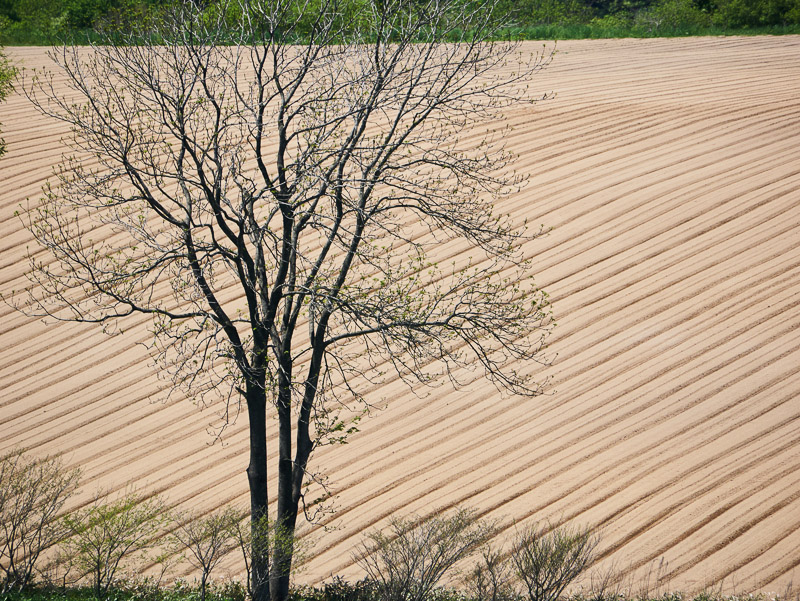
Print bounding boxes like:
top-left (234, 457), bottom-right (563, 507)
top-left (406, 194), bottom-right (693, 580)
top-left (2, 37), bottom-right (799, 593)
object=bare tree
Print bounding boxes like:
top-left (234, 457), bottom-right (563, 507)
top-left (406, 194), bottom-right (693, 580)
top-left (0, 450), bottom-right (81, 593)
top-left (511, 523), bottom-right (599, 601)
top-left (170, 507), bottom-right (243, 601)
top-left (466, 543), bottom-right (518, 601)
top-left (355, 508), bottom-right (494, 601)
top-left (19, 0), bottom-right (554, 599)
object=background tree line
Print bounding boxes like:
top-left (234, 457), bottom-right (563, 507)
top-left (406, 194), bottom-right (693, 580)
top-left (1, 0), bottom-right (799, 43)
top-left (501, 0), bottom-right (800, 30)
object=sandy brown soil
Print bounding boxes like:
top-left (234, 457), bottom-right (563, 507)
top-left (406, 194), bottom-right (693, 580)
top-left (2, 37), bottom-right (799, 593)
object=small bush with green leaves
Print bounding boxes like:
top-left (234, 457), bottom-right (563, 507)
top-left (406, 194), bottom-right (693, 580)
top-left (289, 576), bottom-right (377, 601)
top-left (0, 449), bottom-right (81, 593)
top-left (61, 491), bottom-right (167, 600)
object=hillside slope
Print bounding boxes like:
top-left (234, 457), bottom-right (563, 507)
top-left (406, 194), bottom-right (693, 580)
top-left (2, 37), bottom-right (799, 593)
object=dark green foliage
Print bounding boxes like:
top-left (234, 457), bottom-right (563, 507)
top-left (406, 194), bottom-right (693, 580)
top-left (0, 0), bottom-right (165, 43)
top-left (1, 0), bottom-right (800, 43)
top-left (62, 0), bottom-right (114, 29)
top-left (0, 0), bottom-right (18, 22)
top-left (712, 0), bottom-right (800, 27)
top-left (0, 46), bottom-right (14, 158)
top-left (496, 0), bottom-right (591, 26)
top-left (478, 0), bottom-right (800, 32)
top-left (586, 0), bottom-right (654, 17)
top-left (633, 0), bottom-right (712, 34)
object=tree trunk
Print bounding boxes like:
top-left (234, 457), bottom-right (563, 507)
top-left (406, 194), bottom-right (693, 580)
top-left (269, 344), bottom-right (323, 601)
top-left (246, 384), bottom-right (270, 601)
top-left (270, 506), bottom-right (298, 601)
top-left (270, 370), bottom-right (295, 601)
top-left (94, 564), bottom-right (102, 600)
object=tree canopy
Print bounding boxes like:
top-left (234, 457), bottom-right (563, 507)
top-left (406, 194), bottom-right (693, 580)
top-left (20, 0), bottom-right (554, 599)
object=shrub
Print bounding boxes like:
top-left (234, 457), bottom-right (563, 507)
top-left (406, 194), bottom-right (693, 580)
top-left (0, 449), bottom-right (81, 593)
top-left (511, 522), bottom-right (598, 601)
top-left (466, 544), bottom-right (518, 601)
top-left (169, 507), bottom-right (243, 601)
top-left (61, 491), bottom-right (167, 600)
top-left (356, 508), bottom-right (493, 601)
top-left (289, 576), bottom-right (378, 601)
